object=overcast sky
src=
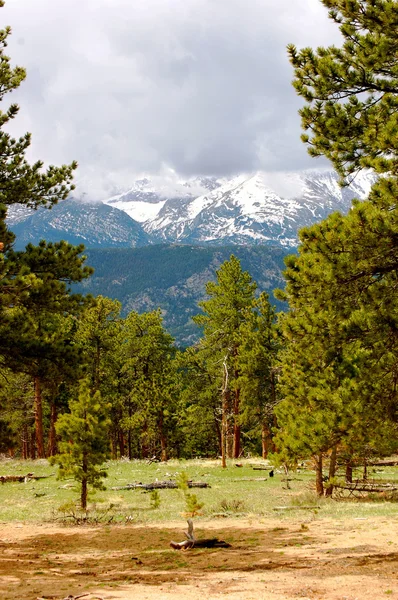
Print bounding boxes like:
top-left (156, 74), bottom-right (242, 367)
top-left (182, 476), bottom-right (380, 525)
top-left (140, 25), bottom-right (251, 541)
top-left (3, 0), bottom-right (340, 199)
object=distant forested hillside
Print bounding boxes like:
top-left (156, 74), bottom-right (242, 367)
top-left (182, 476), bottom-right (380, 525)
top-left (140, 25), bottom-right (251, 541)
top-left (75, 244), bottom-right (291, 344)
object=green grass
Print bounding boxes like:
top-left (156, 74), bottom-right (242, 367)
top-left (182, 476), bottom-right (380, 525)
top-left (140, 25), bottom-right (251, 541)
top-left (0, 457), bottom-right (398, 523)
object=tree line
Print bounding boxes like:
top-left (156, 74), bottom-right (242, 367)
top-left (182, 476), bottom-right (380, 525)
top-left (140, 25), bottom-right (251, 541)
top-left (1, 0), bottom-right (398, 499)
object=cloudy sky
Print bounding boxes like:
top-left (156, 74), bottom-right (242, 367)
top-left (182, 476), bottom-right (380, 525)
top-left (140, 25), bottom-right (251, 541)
top-left (3, 0), bottom-right (340, 199)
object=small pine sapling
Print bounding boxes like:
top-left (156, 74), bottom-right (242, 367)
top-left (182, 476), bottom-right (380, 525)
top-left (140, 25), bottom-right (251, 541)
top-left (150, 489), bottom-right (161, 509)
top-left (50, 379), bottom-right (111, 510)
top-left (177, 471), bottom-right (204, 517)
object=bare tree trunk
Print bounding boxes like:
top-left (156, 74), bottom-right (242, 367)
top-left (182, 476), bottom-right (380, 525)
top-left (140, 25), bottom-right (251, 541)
top-left (233, 387), bottom-right (241, 459)
top-left (47, 402), bottom-right (58, 457)
top-left (314, 452), bottom-right (324, 497)
top-left (221, 357), bottom-right (229, 469)
top-left (325, 444), bottom-right (337, 497)
top-left (34, 376), bottom-right (45, 458)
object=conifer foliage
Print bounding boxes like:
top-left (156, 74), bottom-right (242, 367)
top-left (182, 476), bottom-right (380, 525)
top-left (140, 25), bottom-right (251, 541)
top-left (0, 1), bottom-right (92, 457)
top-left (275, 0), bottom-right (398, 493)
top-left (288, 0), bottom-right (398, 181)
top-left (52, 379), bottom-right (111, 510)
top-left (192, 256), bottom-right (277, 463)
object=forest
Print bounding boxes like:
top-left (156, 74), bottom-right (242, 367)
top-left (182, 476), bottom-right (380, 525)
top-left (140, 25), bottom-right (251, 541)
top-left (1, 0), bottom-right (398, 509)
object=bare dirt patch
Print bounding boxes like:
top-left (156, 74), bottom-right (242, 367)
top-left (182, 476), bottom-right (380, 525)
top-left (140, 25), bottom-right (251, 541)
top-left (1, 517), bottom-right (398, 599)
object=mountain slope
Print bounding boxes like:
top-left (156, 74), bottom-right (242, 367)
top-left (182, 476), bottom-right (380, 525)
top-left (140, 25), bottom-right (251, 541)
top-left (10, 198), bottom-right (149, 250)
top-left (75, 244), bottom-right (289, 344)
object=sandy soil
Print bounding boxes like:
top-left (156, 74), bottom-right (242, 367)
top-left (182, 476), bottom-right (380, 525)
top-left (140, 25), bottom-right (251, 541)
top-left (1, 516), bottom-right (398, 600)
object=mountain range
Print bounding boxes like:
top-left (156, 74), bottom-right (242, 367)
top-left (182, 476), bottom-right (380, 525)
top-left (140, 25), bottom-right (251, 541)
top-left (7, 169), bottom-right (376, 250)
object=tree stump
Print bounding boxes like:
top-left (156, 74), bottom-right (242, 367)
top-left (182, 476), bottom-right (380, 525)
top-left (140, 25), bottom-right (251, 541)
top-left (170, 519), bottom-right (231, 550)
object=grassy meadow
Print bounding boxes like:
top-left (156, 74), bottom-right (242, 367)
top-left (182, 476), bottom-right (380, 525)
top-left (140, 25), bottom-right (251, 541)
top-left (1, 457), bottom-right (398, 524)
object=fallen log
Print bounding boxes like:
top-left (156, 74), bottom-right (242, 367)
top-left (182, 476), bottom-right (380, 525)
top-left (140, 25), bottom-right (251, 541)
top-left (170, 519), bottom-right (231, 550)
top-left (252, 466), bottom-right (273, 471)
top-left (333, 482), bottom-right (398, 493)
top-left (369, 460), bottom-right (398, 467)
top-left (112, 480), bottom-right (210, 491)
top-left (0, 473), bottom-right (54, 483)
top-left (273, 505), bottom-right (321, 511)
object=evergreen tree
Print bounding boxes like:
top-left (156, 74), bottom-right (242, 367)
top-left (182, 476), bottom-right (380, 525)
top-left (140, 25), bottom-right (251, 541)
top-left (193, 255), bottom-right (257, 463)
top-left (288, 0), bottom-right (398, 181)
top-left (120, 310), bottom-right (177, 461)
top-left (74, 296), bottom-right (123, 457)
top-left (238, 293), bottom-right (279, 458)
top-left (0, 3), bottom-right (93, 458)
top-left (0, 371), bottom-right (34, 457)
top-left (51, 379), bottom-right (110, 510)
top-left (178, 345), bottom-right (222, 458)
top-left (273, 0), bottom-right (398, 494)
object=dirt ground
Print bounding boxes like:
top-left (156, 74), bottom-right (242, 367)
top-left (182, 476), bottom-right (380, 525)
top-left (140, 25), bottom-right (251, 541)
top-left (1, 516), bottom-right (398, 600)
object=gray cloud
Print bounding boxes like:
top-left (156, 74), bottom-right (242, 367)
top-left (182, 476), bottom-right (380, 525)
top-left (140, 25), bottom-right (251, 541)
top-left (3, 0), bottom-right (340, 198)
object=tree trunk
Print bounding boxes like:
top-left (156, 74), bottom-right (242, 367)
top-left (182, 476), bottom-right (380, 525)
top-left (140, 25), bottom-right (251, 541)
top-left (314, 452), bottom-right (324, 497)
top-left (214, 411), bottom-right (222, 457)
top-left (221, 398), bottom-right (227, 469)
top-left (325, 444), bottom-right (337, 497)
top-left (233, 385), bottom-right (241, 459)
top-left (34, 377), bottom-right (45, 458)
top-left (226, 416), bottom-right (234, 459)
top-left (345, 461), bottom-right (353, 483)
top-left (47, 402), bottom-right (58, 457)
top-left (261, 421), bottom-right (273, 459)
top-left (128, 399), bottom-right (132, 460)
top-left (221, 357), bottom-right (229, 468)
top-left (363, 459), bottom-right (368, 481)
top-left (81, 449), bottom-right (88, 510)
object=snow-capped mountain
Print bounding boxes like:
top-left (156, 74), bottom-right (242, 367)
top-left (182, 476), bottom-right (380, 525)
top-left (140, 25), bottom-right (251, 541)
top-left (9, 198), bottom-right (149, 250)
top-left (104, 169), bottom-right (377, 247)
top-left (105, 175), bottom-right (222, 222)
top-left (7, 169), bottom-right (377, 249)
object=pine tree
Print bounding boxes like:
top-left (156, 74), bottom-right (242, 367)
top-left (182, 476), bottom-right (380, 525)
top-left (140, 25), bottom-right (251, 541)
top-left (274, 0), bottom-right (398, 494)
top-left (178, 345), bottom-right (222, 458)
top-left (275, 212), bottom-right (398, 494)
top-left (238, 292), bottom-right (279, 458)
top-left (74, 296), bottom-right (123, 457)
top-left (51, 379), bottom-right (110, 511)
top-left (0, 3), bottom-right (93, 456)
top-left (120, 310), bottom-right (177, 461)
top-left (288, 0), bottom-right (398, 181)
top-left (193, 255), bottom-right (257, 463)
